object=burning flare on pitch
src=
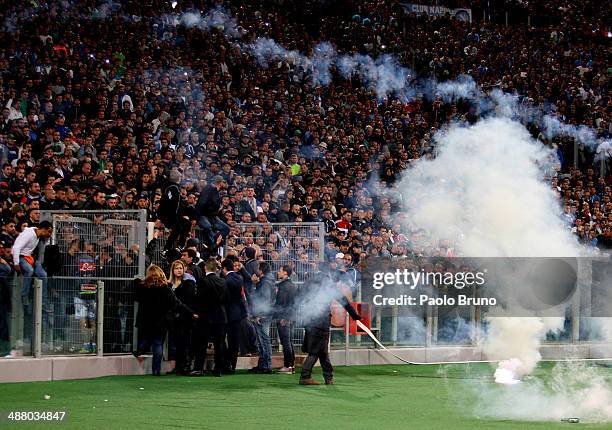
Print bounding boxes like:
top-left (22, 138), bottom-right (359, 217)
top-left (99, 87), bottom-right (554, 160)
top-left (494, 358), bottom-right (523, 385)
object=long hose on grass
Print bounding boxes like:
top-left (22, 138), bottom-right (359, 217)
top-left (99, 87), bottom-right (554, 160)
top-left (355, 321), bottom-right (612, 366)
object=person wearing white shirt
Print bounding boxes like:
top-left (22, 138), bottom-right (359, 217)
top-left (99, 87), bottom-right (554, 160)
top-left (11, 221), bottom-right (53, 303)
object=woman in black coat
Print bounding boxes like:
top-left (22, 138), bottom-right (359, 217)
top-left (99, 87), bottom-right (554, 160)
top-left (167, 260), bottom-right (198, 375)
top-left (133, 265), bottom-right (198, 376)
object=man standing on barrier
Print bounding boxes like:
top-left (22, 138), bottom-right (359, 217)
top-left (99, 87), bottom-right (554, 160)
top-left (299, 263), bottom-right (361, 386)
top-left (11, 220), bottom-right (53, 310)
top-left (159, 169), bottom-right (190, 260)
top-left (196, 175), bottom-right (230, 249)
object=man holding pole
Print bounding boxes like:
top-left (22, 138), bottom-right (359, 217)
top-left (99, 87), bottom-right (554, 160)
top-left (299, 263), bottom-right (361, 386)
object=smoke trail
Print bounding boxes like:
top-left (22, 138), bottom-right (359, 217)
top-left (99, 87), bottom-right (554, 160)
top-left (337, 54), bottom-right (410, 100)
top-left (160, 8), bottom-right (607, 157)
top-left (251, 37), bottom-right (311, 71)
top-left (91, 0), bottom-right (121, 20)
top-left (311, 42), bottom-right (337, 87)
top-left (434, 75), bottom-right (482, 103)
top-left (176, 7), bottom-right (245, 39)
top-left (542, 115), bottom-right (598, 146)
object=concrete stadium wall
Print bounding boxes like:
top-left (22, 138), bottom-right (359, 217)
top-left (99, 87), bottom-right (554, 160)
top-left (329, 343), bottom-right (612, 366)
top-left (1, 344), bottom-right (611, 383)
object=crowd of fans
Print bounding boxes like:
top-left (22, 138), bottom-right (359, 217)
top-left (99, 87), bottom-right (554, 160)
top-left (0, 0), bottom-right (611, 358)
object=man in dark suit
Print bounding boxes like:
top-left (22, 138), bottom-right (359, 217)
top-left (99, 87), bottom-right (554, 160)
top-left (221, 257), bottom-right (248, 374)
top-left (191, 258), bottom-right (228, 377)
top-left (196, 175), bottom-right (230, 247)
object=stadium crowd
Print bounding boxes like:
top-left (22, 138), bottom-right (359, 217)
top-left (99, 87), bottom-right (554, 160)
top-left (0, 0), bottom-right (611, 359)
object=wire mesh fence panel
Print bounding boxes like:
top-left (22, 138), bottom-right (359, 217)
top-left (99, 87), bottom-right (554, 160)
top-left (42, 278), bottom-right (99, 355)
top-left (226, 223), bottom-right (324, 349)
top-left (38, 210), bottom-right (147, 355)
top-left (145, 227), bottom-right (170, 271)
top-left (41, 210), bottom-right (147, 280)
top-left (103, 278), bottom-right (136, 353)
top-left (1, 276), bottom-right (35, 358)
top-left (226, 223), bottom-right (325, 284)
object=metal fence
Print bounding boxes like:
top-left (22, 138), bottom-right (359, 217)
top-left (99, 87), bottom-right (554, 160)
top-left (4, 215), bottom-right (608, 362)
top-left (226, 223), bottom-right (325, 349)
top-left (1, 276), bottom-right (34, 358)
top-left (227, 222), bottom-right (325, 284)
top-left (41, 210), bottom-right (147, 280)
top-left (35, 210), bottom-right (147, 355)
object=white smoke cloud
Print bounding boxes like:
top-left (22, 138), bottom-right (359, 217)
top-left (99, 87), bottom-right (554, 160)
top-left (476, 363), bottom-right (612, 422)
top-left (398, 117), bottom-right (579, 258)
top-left (397, 114), bottom-right (612, 422)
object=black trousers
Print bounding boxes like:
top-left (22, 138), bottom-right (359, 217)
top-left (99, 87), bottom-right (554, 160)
top-left (226, 319), bottom-right (243, 371)
top-left (276, 320), bottom-right (295, 368)
top-left (164, 217), bottom-right (191, 252)
top-left (172, 320), bottom-right (193, 373)
top-left (240, 318), bottom-right (258, 355)
top-left (192, 322), bottom-right (226, 372)
top-left (300, 327), bottom-right (332, 381)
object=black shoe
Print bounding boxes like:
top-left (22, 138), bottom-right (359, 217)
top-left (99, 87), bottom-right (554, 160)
top-left (258, 368), bottom-right (272, 374)
top-left (221, 368), bottom-right (235, 375)
top-left (212, 369), bottom-right (222, 377)
top-left (189, 370), bottom-right (204, 377)
top-left (166, 368), bottom-right (177, 375)
top-left (247, 367), bottom-right (260, 374)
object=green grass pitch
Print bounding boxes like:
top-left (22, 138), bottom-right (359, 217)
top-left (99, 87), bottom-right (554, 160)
top-left (1, 363), bottom-right (610, 429)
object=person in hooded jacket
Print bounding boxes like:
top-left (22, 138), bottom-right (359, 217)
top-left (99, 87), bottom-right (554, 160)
top-left (159, 169), bottom-right (190, 258)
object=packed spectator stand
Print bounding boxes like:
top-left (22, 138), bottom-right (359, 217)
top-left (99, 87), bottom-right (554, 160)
top-left (0, 0), bottom-right (610, 357)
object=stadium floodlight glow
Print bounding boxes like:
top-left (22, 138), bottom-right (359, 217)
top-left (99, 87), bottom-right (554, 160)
top-left (608, 31), bottom-right (612, 38)
top-left (172, 1), bottom-right (177, 9)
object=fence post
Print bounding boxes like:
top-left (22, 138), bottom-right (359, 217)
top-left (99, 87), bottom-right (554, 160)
top-left (132, 302), bottom-right (139, 352)
top-left (344, 313), bottom-right (350, 366)
top-left (318, 222), bottom-right (325, 263)
top-left (138, 210), bottom-right (147, 278)
top-left (33, 279), bottom-right (42, 358)
top-left (97, 281), bottom-right (104, 357)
